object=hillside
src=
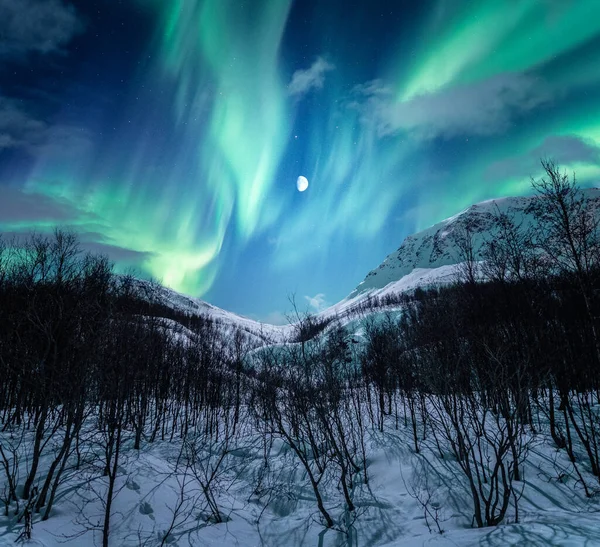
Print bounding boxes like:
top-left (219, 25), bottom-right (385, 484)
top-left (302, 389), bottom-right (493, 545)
top-left (346, 189), bottom-right (600, 301)
top-left (124, 276), bottom-right (290, 343)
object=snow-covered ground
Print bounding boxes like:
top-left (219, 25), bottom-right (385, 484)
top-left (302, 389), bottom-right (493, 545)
top-left (2, 399), bottom-right (599, 547)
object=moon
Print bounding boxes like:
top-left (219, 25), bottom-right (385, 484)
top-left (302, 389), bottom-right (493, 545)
top-left (296, 175), bottom-right (309, 192)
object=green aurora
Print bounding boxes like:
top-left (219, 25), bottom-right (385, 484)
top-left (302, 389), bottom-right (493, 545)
top-left (2, 0), bottom-right (600, 319)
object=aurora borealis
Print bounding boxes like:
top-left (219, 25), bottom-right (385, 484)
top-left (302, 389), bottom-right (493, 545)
top-left (2, 1), bottom-right (600, 321)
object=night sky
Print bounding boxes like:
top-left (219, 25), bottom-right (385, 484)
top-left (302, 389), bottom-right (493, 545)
top-left (2, 0), bottom-right (600, 322)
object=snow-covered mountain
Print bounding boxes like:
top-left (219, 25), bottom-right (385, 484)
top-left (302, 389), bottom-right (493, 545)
top-left (124, 277), bottom-right (290, 343)
top-left (347, 189), bottom-right (600, 301)
top-left (132, 190), bottom-right (600, 330)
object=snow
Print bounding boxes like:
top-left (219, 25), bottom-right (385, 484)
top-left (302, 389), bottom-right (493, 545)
top-left (125, 277), bottom-right (292, 343)
top-left (2, 402), bottom-right (599, 546)
top-left (346, 190), bottom-right (600, 300)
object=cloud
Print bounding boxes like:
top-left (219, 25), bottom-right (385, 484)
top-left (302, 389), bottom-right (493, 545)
top-left (75, 234), bottom-right (153, 267)
top-left (304, 293), bottom-right (329, 312)
top-left (0, 228), bottom-right (153, 268)
top-left (485, 135), bottom-right (600, 181)
top-left (0, 98), bottom-right (45, 148)
top-left (352, 72), bottom-right (553, 140)
top-left (0, 0), bottom-right (83, 58)
top-left (79, 241), bottom-right (154, 265)
top-left (0, 187), bottom-right (82, 223)
top-left (0, 97), bottom-right (91, 156)
top-left (288, 57), bottom-right (335, 98)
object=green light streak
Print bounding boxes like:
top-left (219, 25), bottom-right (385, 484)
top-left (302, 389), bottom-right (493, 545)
top-left (399, 0), bottom-right (600, 100)
top-left (21, 0), bottom-right (293, 296)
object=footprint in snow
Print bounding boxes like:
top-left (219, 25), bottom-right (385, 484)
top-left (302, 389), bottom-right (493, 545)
top-left (140, 501), bottom-right (155, 520)
top-left (126, 479), bottom-right (141, 492)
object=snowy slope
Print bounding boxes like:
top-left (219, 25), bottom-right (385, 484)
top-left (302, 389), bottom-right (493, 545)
top-left (125, 277), bottom-right (291, 343)
top-left (347, 190), bottom-right (600, 300)
top-left (4, 404), bottom-right (600, 547)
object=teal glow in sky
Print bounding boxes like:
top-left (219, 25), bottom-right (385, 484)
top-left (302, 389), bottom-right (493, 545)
top-left (2, 0), bottom-right (600, 322)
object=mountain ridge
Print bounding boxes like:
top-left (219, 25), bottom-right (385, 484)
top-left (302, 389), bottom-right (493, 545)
top-left (142, 189), bottom-right (600, 329)
top-left (346, 189), bottom-right (600, 300)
